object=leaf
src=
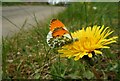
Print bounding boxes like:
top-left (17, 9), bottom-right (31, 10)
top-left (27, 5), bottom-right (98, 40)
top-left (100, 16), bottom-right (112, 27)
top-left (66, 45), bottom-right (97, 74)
top-left (83, 70), bottom-right (94, 79)
top-left (34, 73), bottom-right (40, 79)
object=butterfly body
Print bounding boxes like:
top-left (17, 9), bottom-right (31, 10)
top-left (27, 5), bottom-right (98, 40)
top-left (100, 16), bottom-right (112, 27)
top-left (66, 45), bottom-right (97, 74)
top-left (47, 19), bottom-right (73, 48)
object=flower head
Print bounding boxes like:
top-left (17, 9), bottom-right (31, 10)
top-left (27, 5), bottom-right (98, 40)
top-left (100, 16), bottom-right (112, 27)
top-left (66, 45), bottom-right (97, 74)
top-left (58, 25), bottom-right (118, 61)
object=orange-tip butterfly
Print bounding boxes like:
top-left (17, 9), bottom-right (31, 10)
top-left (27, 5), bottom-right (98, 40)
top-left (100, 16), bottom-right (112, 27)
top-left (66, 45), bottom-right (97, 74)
top-left (47, 19), bottom-right (74, 48)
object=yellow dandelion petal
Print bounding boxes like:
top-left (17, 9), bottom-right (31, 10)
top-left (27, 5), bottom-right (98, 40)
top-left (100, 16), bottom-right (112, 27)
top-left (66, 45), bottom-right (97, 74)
top-left (94, 50), bottom-right (102, 54)
top-left (88, 53), bottom-right (92, 58)
top-left (101, 46), bottom-right (110, 48)
top-left (98, 25), bottom-right (104, 34)
top-left (104, 30), bottom-right (114, 39)
top-left (83, 52), bottom-right (88, 55)
top-left (73, 53), bottom-right (81, 56)
top-left (74, 55), bottom-right (80, 61)
top-left (79, 53), bottom-right (85, 58)
top-left (92, 25), bottom-right (98, 33)
top-left (74, 53), bottom-right (85, 61)
top-left (100, 26), bottom-right (111, 38)
top-left (103, 41), bottom-right (116, 45)
top-left (68, 55), bottom-right (72, 59)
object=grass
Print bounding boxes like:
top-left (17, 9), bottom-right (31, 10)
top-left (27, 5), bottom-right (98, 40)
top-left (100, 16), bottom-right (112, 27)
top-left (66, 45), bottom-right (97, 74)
top-left (2, 2), bottom-right (120, 80)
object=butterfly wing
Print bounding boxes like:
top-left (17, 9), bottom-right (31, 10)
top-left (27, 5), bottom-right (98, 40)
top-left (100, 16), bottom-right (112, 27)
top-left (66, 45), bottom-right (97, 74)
top-left (47, 19), bottom-right (73, 48)
top-left (49, 19), bottom-right (65, 31)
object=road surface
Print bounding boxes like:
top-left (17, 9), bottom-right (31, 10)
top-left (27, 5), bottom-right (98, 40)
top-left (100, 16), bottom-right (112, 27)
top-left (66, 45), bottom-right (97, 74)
top-left (2, 6), bottom-right (65, 37)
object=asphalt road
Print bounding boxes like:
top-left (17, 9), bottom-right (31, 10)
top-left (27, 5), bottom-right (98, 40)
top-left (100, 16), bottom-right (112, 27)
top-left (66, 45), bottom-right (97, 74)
top-left (2, 6), bottom-right (65, 37)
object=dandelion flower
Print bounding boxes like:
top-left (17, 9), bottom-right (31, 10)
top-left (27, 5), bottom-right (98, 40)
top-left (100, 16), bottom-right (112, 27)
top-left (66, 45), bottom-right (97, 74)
top-left (58, 25), bottom-right (118, 61)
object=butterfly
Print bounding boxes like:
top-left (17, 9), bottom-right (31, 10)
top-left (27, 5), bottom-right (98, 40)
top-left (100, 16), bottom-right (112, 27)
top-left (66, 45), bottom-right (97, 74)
top-left (47, 19), bottom-right (74, 48)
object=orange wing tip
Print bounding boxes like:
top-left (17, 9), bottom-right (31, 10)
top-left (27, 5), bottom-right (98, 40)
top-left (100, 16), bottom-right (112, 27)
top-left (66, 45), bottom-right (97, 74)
top-left (49, 19), bottom-right (65, 31)
top-left (50, 19), bottom-right (58, 23)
